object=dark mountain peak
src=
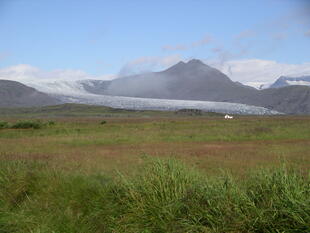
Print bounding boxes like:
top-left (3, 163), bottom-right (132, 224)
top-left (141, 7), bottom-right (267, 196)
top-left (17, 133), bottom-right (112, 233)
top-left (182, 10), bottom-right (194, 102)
top-left (187, 59), bottom-right (205, 66)
top-left (164, 59), bottom-right (212, 74)
top-left (185, 59), bottom-right (216, 71)
top-left (176, 61), bottom-right (186, 65)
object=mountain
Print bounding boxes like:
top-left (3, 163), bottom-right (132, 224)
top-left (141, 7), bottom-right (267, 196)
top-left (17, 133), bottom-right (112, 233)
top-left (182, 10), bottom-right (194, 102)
top-left (105, 59), bottom-right (255, 102)
top-left (102, 59), bottom-right (310, 114)
top-left (245, 85), bottom-right (310, 114)
top-left (269, 76), bottom-right (310, 88)
top-left (8, 59), bottom-right (310, 114)
top-left (0, 80), bottom-right (61, 107)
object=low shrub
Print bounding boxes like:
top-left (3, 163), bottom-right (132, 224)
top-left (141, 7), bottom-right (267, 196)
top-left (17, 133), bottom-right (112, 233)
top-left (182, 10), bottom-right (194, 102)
top-left (100, 120), bottom-right (107, 125)
top-left (0, 121), bottom-right (9, 129)
top-left (47, 121), bottom-right (55, 126)
top-left (10, 121), bottom-right (43, 129)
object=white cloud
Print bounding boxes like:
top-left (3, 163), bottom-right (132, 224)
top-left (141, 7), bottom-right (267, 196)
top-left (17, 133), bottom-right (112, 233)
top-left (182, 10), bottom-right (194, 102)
top-left (2, 59), bottom-right (310, 90)
top-left (0, 64), bottom-right (116, 83)
top-left (207, 59), bottom-right (310, 87)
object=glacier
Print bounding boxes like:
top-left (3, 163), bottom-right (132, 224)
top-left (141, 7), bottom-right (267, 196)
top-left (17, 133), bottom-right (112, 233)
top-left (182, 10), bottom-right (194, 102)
top-left (24, 80), bottom-right (282, 115)
top-left (53, 93), bottom-right (282, 115)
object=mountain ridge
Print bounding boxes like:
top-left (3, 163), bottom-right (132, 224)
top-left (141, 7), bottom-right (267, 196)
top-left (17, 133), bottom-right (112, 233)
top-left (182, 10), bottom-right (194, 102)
top-left (1, 60), bottom-right (310, 114)
top-left (269, 75), bottom-right (310, 89)
top-left (0, 80), bottom-right (61, 107)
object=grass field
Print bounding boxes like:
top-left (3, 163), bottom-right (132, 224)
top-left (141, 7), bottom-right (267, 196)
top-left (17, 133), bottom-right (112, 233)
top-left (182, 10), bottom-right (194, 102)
top-left (0, 104), bottom-right (309, 232)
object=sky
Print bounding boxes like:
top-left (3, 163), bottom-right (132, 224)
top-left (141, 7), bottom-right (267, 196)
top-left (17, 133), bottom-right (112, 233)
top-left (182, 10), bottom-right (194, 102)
top-left (0, 0), bottom-right (310, 87)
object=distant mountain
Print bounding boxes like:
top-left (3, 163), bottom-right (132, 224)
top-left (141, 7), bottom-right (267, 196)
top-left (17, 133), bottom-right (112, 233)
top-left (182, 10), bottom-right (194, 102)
top-left (7, 60), bottom-right (310, 114)
top-left (105, 59), bottom-right (255, 102)
top-left (269, 76), bottom-right (310, 88)
top-left (0, 80), bottom-right (61, 107)
top-left (102, 60), bottom-right (310, 114)
top-left (245, 85), bottom-right (310, 114)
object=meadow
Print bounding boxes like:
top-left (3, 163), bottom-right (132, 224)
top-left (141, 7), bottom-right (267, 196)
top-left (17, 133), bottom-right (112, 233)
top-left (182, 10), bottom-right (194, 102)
top-left (0, 104), bottom-right (309, 232)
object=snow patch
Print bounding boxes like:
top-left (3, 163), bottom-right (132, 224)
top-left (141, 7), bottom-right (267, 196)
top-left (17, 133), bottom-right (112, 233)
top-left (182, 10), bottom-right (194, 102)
top-left (286, 80), bottom-right (310, 86)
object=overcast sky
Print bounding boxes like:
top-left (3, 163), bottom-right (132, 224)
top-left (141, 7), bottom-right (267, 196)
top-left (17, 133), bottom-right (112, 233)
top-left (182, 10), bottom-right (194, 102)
top-left (0, 0), bottom-right (310, 86)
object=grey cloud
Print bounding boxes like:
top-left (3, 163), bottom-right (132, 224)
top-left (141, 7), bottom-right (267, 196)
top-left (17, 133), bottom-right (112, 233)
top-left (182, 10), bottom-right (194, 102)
top-left (210, 44), bottom-right (249, 69)
top-left (235, 30), bottom-right (256, 40)
top-left (162, 44), bottom-right (188, 51)
top-left (191, 35), bottom-right (212, 47)
top-left (272, 33), bottom-right (287, 41)
top-left (0, 52), bottom-right (11, 62)
top-left (304, 29), bottom-right (310, 37)
top-left (162, 35), bottom-right (212, 51)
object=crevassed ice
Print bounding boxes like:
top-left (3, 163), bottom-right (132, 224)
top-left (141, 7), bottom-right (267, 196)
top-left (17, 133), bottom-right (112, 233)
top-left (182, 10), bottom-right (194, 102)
top-left (54, 93), bottom-right (282, 115)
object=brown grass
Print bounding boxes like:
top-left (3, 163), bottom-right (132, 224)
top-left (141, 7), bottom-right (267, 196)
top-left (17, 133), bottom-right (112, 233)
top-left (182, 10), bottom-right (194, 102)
top-left (0, 116), bottom-right (309, 176)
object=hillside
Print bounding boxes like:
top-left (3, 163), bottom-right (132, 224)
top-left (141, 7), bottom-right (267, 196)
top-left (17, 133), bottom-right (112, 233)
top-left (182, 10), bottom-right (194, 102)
top-left (255, 85), bottom-right (310, 114)
top-left (0, 80), bottom-right (61, 107)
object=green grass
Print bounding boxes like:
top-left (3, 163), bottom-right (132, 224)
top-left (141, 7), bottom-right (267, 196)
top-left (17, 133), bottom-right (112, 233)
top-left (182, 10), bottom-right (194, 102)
top-left (0, 106), bottom-right (309, 232)
top-left (0, 120), bottom-right (52, 129)
top-left (0, 103), bottom-right (223, 118)
top-left (0, 158), bottom-right (309, 233)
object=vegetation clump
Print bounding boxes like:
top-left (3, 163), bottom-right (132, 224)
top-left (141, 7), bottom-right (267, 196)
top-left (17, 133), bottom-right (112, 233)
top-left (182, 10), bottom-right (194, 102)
top-left (47, 120), bottom-right (55, 126)
top-left (0, 120), bottom-right (56, 130)
top-left (10, 121), bottom-right (43, 129)
top-left (0, 121), bottom-right (9, 129)
top-left (100, 120), bottom-right (107, 124)
top-left (0, 158), bottom-right (308, 232)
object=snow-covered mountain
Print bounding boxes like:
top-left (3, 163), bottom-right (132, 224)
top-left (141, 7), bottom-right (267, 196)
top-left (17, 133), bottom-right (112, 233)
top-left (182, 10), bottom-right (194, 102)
top-left (10, 60), bottom-right (310, 114)
top-left (269, 76), bottom-right (310, 89)
top-left (26, 80), bottom-right (88, 95)
top-left (243, 82), bottom-right (272, 90)
top-left (18, 79), bottom-right (279, 115)
top-left (25, 79), bottom-right (111, 96)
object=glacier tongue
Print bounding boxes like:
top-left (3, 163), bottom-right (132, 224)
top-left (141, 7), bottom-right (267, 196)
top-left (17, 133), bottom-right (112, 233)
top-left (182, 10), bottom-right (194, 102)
top-left (54, 93), bottom-right (282, 115)
top-left (22, 80), bottom-right (282, 115)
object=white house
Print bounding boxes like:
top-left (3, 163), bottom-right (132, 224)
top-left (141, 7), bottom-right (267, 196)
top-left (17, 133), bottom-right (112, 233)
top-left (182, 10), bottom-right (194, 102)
top-left (224, 114), bottom-right (233, 119)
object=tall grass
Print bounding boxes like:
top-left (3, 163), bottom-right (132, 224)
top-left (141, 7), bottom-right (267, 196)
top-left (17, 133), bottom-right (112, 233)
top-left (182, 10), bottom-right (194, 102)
top-left (0, 159), bottom-right (309, 232)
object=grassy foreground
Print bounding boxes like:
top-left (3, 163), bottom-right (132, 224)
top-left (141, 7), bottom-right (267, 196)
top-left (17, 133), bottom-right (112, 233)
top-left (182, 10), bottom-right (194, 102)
top-left (0, 105), bottom-right (310, 232)
top-left (0, 158), bottom-right (309, 233)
